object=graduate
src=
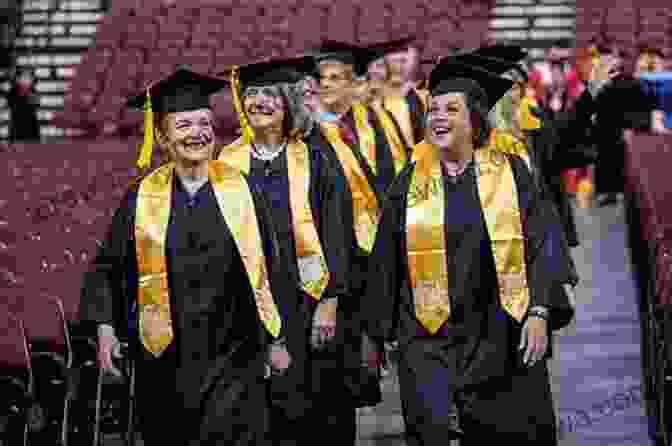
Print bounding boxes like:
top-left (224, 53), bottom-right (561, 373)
top-left (362, 58), bottom-right (576, 445)
top-left (217, 57), bottom-right (364, 446)
top-left (79, 68), bottom-right (292, 446)
top-left (369, 37), bottom-right (430, 152)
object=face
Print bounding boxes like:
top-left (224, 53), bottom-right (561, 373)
top-left (318, 62), bottom-right (353, 107)
top-left (427, 93), bottom-right (473, 151)
top-left (635, 53), bottom-right (664, 77)
top-left (385, 49), bottom-right (413, 83)
top-left (300, 77), bottom-right (321, 113)
top-left (242, 85), bottom-right (286, 132)
top-left (509, 83), bottom-right (523, 105)
top-left (367, 58), bottom-right (387, 83)
top-left (158, 109), bottom-right (215, 166)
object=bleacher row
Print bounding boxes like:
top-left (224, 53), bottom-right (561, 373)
top-left (52, 0), bottom-right (495, 137)
top-left (0, 138), bottom-right (143, 445)
top-left (575, 0), bottom-right (671, 64)
top-left (622, 133), bottom-right (672, 446)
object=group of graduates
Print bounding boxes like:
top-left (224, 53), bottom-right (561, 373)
top-left (79, 37), bottom-right (621, 446)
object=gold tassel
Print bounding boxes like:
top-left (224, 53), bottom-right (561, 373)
top-left (230, 67), bottom-right (255, 145)
top-left (517, 93), bottom-right (541, 130)
top-left (136, 88), bottom-right (154, 169)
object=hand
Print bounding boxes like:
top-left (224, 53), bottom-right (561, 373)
top-left (518, 316), bottom-right (548, 366)
top-left (268, 343), bottom-right (292, 375)
top-left (97, 324), bottom-right (123, 377)
top-left (311, 299), bottom-right (337, 350)
top-left (590, 54), bottom-right (622, 89)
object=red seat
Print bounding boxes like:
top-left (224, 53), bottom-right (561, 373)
top-left (324, 3), bottom-right (357, 43)
top-left (21, 295), bottom-right (74, 446)
top-left (156, 22), bottom-right (192, 49)
top-left (123, 19), bottom-right (158, 50)
top-left (180, 48), bottom-right (214, 75)
top-left (0, 308), bottom-right (33, 446)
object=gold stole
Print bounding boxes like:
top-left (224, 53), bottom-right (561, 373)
top-left (383, 87), bottom-right (430, 152)
top-left (489, 128), bottom-right (531, 170)
top-left (217, 140), bottom-right (329, 301)
top-left (370, 103), bottom-right (408, 175)
top-left (349, 102), bottom-right (380, 175)
top-left (135, 161), bottom-right (282, 357)
top-left (407, 142), bottom-right (531, 334)
top-left (320, 119), bottom-right (380, 254)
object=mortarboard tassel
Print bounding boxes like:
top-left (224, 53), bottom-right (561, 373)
top-left (136, 88), bottom-right (154, 169)
top-left (230, 67), bottom-right (255, 145)
top-left (517, 91), bottom-right (541, 130)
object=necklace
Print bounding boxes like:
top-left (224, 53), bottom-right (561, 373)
top-left (251, 142), bottom-right (286, 162)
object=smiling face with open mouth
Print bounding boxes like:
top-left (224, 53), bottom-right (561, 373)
top-left (242, 85), bottom-right (286, 132)
top-left (159, 109), bottom-right (216, 166)
top-left (427, 92), bottom-right (474, 152)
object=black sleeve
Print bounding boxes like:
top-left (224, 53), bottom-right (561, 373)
top-left (510, 155), bottom-right (576, 330)
top-left (362, 166), bottom-right (412, 342)
top-left (317, 154), bottom-right (351, 301)
top-left (78, 191), bottom-right (134, 331)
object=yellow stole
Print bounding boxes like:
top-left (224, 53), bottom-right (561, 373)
top-left (383, 87), bottom-right (430, 152)
top-left (320, 116), bottom-right (380, 254)
top-left (489, 128), bottom-right (531, 170)
top-left (407, 142), bottom-right (530, 334)
top-left (134, 161), bottom-right (282, 357)
top-left (370, 102), bottom-right (408, 175)
top-left (217, 140), bottom-right (330, 301)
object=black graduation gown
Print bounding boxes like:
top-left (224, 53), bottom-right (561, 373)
top-left (6, 86), bottom-right (40, 142)
top-left (303, 108), bottom-right (400, 408)
top-left (363, 154), bottom-right (575, 445)
top-left (245, 146), bottom-right (363, 443)
top-left (79, 175), bottom-right (295, 446)
top-left (382, 88), bottom-right (428, 157)
top-left (591, 77), bottom-right (657, 195)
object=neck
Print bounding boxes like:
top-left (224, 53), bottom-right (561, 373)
top-left (323, 99), bottom-right (351, 117)
top-left (388, 79), bottom-right (415, 96)
top-left (175, 160), bottom-right (209, 182)
top-left (253, 127), bottom-right (284, 146)
top-left (439, 142), bottom-right (474, 167)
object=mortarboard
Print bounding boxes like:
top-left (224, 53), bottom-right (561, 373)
top-left (218, 56), bottom-right (316, 90)
top-left (364, 36), bottom-right (417, 61)
top-left (428, 59), bottom-right (515, 111)
top-left (127, 68), bottom-right (228, 114)
top-left (421, 45), bottom-right (527, 77)
top-left (307, 40), bottom-right (381, 76)
top-left (218, 56), bottom-right (317, 145)
top-left (127, 68), bottom-right (229, 169)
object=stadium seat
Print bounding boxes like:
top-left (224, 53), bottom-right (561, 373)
top-left (0, 309), bottom-right (35, 446)
top-left (22, 295), bottom-right (73, 446)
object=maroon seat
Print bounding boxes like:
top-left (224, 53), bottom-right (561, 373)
top-left (213, 46), bottom-right (250, 70)
top-left (324, 3), bottom-right (357, 43)
top-left (123, 19), bottom-right (158, 50)
top-left (180, 48), bottom-right (214, 75)
top-left (0, 308), bottom-right (33, 446)
top-left (156, 22), bottom-right (192, 49)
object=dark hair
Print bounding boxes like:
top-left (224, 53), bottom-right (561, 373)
top-left (464, 92), bottom-right (492, 148)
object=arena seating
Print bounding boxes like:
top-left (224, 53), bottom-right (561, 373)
top-left (54, 0), bottom-right (496, 138)
top-left (622, 133), bottom-right (672, 446)
top-left (575, 0), bottom-right (671, 63)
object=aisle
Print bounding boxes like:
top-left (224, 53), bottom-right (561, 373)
top-left (356, 202), bottom-right (652, 446)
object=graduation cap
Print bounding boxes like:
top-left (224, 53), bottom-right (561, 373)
top-left (127, 68), bottom-right (229, 169)
top-left (218, 56), bottom-right (317, 145)
top-left (428, 59), bottom-right (515, 111)
top-left (218, 56), bottom-right (316, 90)
top-left (421, 45), bottom-right (527, 77)
top-left (307, 40), bottom-right (380, 77)
top-left (364, 36), bottom-right (417, 61)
